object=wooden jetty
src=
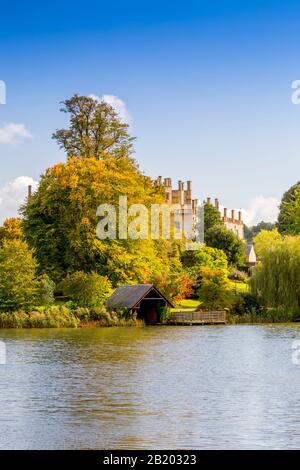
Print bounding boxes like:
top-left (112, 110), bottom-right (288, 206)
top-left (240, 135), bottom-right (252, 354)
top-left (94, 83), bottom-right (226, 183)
top-left (167, 310), bottom-right (226, 325)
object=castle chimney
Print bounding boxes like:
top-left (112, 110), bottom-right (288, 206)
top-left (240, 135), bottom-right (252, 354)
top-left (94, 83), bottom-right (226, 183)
top-left (157, 176), bottom-right (162, 185)
top-left (238, 210), bottom-right (242, 222)
top-left (223, 207), bottom-right (227, 219)
top-left (28, 185), bottom-right (32, 200)
top-left (214, 198), bottom-right (219, 210)
top-left (207, 197), bottom-right (211, 204)
top-left (231, 209), bottom-right (235, 220)
top-left (187, 181), bottom-right (192, 191)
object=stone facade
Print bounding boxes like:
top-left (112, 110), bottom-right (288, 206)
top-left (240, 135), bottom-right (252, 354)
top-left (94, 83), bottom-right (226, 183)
top-left (157, 177), bottom-right (244, 240)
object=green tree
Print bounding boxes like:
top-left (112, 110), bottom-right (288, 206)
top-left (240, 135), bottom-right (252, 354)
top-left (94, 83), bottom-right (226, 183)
top-left (61, 271), bottom-right (112, 307)
top-left (182, 245), bottom-right (228, 271)
top-left (52, 95), bottom-right (134, 160)
top-left (250, 235), bottom-right (300, 311)
top-left (0, 239), bottom-right (38, 310)
top-left (204, 201), bottom-right (222, 232)
top-left (277, 181), bottom-right (300, 234)
top-left (244, 221), bottom-right (276, 242)
top-left (198, 267), bottom-right (234, 310)
top-left (205, 225), bottom-right (245, 266)
top-left (253, 229), bottom-right (282, 259)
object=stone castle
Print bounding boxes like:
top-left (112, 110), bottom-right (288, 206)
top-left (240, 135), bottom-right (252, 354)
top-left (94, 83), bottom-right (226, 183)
top-left (156, 176), bottom-right (244, 240)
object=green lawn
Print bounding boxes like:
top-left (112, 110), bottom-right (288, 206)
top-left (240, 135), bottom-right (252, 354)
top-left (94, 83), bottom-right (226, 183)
top-left (171, 298), bottom-right (200, 312)
top-left (171, 282), bottom-right (249, 313)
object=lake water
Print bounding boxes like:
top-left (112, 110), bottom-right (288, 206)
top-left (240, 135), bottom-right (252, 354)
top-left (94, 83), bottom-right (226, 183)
top-left (1, 325), bottom-right (300, 449)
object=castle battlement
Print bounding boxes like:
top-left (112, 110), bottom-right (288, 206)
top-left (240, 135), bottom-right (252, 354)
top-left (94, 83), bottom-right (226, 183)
top-left (206, 197), bottom-right (244, 239)
top-left (156, 176), bottom-right (244, 240)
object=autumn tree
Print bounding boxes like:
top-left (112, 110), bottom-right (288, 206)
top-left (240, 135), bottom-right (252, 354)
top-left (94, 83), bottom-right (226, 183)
top-left (0, 217), bottom-right (23, 244)
top-left (21, 156), bottom-right (186, 284)
top-left (52, 95), bottom-right (134, 160)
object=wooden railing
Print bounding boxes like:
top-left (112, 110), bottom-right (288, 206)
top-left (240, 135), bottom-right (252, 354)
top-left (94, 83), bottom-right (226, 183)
top-left (167, 310), bottom-right (226, 325)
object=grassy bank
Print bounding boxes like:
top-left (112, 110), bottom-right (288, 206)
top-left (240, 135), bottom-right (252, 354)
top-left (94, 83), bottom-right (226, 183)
top-left (0, 306), bottom-right (142, 328)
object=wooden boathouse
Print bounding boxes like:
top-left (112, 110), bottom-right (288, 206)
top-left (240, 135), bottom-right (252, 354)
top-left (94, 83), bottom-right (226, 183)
top-left (106, 284), bottom-right (174, 325)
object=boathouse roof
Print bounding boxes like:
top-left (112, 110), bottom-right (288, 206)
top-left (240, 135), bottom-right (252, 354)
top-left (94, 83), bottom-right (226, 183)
top-left (106, 284), bottom-right (174, 310)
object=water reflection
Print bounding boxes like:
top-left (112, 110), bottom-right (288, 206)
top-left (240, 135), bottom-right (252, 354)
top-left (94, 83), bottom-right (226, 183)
top-left (0, 325), bottom-right (300, 449)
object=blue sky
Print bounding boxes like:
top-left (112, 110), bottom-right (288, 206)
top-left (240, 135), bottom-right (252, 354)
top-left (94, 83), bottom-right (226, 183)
top-left (1, 0), bottom-right (300, 224)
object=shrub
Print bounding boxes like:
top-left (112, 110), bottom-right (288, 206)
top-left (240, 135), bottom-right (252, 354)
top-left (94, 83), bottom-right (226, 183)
top-left (36, 274), bottom-right (55, 306)
top-left (61, 271), bottom-right (112, 307)
top-left (232, 292), bottom-right (264, 316)
top-left (228, 270), bottom-right (248, 282)
top-left (198, 267), bottom-right (234, 310)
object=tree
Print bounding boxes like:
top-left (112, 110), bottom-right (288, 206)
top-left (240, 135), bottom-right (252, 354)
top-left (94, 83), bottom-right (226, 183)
top-left (61, 271), bottom-right (112, 307)
top-left (205, 225), bottom-right (245, 266)
top-left (21, 155), bottom-right (186, 284)
top-left (0, 217), bottom-right (23, 244)
top-left (253, 229), bottom-right (282, 259)
top-left (0, 239), bottom-right (38, 310)
top-left (36, 274), bottom-right (55, 306)
top-left (150, 271), bottom-right (193, 304)
top-left (52, 95), bottom-right (135, 160)
top-left (277, 181), bottom-right (300, 234)
top-left (198, 267), bottom-right (234, 310)
top-left (182, 245), bottom-right (228, 271)
top-left (182, 245), bottom-right (229, 297)
top-left (244, 221), bottom-right (276, 242)
top-left (250, 236), bottom-right (300, 311)
top-left (204, 201), bottom-right (222, 232)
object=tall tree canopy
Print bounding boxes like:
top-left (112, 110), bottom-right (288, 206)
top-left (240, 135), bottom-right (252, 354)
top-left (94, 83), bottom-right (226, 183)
top-left (52, 95), bottom-right (135, 160)
top-left (21, 156), bottom-right (184, 285)
top-left (277, 181), bottom-right (300, 234)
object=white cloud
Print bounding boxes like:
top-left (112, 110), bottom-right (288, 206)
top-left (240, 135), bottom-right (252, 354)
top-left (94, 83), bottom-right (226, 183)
top-left (0, 177), bottom-right (38, 225)
top-left (0, 123), bottom-right (32, 144)
top-left (89, 94), bottom-right (131, 124)
top-left (242, 196), bottom-right (280, 226)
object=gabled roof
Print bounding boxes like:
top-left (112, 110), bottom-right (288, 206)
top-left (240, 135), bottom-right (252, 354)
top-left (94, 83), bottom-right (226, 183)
top-left (106, 284), bottom-right (174, 309)
top-left (246, 243), bottom-right (255, 257)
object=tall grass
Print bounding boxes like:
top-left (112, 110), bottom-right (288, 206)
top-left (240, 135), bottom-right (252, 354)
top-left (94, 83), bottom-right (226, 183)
top-left (0, 306), bottom-right (143, 328)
